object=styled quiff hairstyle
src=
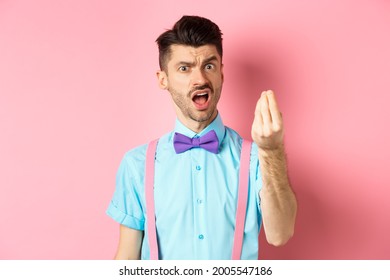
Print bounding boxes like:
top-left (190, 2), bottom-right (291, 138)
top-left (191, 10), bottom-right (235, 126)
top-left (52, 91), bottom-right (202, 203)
top-left (156, 15), bottom-right (223, 71)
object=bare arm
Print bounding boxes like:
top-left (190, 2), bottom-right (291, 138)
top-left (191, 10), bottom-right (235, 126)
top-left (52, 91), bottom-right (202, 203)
top-left (251, 90), bottom-right (297, 246)
top-left (114, 224), bottom-right (143, 260)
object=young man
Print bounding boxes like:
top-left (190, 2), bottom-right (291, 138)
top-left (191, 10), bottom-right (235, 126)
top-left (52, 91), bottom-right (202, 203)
top-left (106, 15), bottom-right (297, 260)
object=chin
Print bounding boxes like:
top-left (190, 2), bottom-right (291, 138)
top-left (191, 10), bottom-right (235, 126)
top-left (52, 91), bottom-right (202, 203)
top-left (191, 111), bottom-right (216, 123)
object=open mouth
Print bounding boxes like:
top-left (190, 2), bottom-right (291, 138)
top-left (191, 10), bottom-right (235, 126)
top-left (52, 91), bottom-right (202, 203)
top-left (192, 92), bottom-right (209, 106)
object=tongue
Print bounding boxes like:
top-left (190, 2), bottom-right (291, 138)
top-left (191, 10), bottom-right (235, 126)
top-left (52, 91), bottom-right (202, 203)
top-left (193, 95), bottom-right (207, 105)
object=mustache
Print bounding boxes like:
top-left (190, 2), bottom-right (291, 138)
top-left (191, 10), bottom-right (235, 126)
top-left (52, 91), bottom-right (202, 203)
top-left (189, 84), bottom-right (213, 95)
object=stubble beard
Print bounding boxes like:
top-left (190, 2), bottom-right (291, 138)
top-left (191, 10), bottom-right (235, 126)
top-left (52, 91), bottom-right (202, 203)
top-left (170, 85), bottom-right (222, 124)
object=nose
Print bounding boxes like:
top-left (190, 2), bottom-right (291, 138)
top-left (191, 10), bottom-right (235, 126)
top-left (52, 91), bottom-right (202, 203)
top-left (191, 67), bottom-right (208, 86)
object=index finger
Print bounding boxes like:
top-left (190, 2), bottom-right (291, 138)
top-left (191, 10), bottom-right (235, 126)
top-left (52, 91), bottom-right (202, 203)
top-left (266, 90), bottom-right (283, 125)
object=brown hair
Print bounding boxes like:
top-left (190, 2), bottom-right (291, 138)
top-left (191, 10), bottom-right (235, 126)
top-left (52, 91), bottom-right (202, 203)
top-left (156, 15), bottom-right (223, 70)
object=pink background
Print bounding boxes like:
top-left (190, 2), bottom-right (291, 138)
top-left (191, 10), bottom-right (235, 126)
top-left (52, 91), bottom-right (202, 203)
top-left (1, 0), bottom-right (389, 259)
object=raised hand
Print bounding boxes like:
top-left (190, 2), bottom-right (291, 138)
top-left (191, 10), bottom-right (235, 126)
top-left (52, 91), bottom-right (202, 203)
top-left (251, 90), bottom-right (284, 151)
top-left (251, 90), bottom-right (297, 247)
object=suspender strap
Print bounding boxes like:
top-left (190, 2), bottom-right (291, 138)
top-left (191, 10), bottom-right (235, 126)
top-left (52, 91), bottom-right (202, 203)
top-left (145, 139), bottom-right (253, 260)
top-left (145, 139), bottom-right (159, 260)
top-left (231, 139), bottom-right (252, 260)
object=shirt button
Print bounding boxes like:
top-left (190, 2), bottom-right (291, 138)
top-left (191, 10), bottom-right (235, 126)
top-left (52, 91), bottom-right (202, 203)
top-left (198, 234), bottom-right (204, 240)
top-left (196, 165), bottom-right (201, 171)
top-left (197, 199), bottom-right (203, 204)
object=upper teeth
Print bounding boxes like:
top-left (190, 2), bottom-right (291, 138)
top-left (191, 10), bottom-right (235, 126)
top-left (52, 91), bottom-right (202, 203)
top-left (196, 93), bottom-right (207, 96)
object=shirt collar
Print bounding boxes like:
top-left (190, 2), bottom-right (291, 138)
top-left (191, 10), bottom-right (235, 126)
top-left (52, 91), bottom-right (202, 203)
top-left (173, 113), bottom-right (226, 146)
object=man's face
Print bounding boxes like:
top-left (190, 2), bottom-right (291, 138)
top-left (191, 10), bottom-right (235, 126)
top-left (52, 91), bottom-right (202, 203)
top-left (157, 44), bottom-right (224, 132)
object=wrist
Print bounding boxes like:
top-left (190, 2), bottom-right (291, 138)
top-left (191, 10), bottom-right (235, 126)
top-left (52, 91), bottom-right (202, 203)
top-left (258, 143), bottom-right (285, 158)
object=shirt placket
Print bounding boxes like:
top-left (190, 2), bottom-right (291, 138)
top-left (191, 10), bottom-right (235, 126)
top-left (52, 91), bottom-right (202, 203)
top-left (190, 146), bottom-right (208, 259)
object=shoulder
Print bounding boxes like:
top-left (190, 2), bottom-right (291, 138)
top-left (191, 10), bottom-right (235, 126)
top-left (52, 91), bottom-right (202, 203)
top-left (224, 126), bottom-right (258, 161)
top-left (122, 143), bottom-right (147, 167)
top-left (121, 131), bottom-right (172, 169)
top-left (223, 126), bottom-right (242, 150)
top-left (224, 126), bottom-right (256, 148)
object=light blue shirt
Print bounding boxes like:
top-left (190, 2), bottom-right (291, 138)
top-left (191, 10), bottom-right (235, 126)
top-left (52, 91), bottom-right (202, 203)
top-left (106, 114), bottom-right (263, 259)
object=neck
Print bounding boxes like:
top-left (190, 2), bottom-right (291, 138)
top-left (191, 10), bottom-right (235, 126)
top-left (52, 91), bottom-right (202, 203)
top-left (178, 111), bottom-right (218, 133)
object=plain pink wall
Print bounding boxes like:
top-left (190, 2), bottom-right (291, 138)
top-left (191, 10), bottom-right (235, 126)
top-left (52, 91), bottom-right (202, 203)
top-left (1, 0), bottom-right (389, 259)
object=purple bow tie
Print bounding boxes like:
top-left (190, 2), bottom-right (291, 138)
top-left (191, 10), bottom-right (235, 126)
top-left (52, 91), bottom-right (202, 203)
top-left (173, 130), bottom-right (219, 154)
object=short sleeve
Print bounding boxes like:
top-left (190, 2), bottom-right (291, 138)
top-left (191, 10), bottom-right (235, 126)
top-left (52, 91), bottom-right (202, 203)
top-left (106, 152), bottom-right (145, 230)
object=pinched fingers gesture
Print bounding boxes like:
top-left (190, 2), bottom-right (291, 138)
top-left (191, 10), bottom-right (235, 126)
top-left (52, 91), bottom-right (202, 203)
top-left (251, 90), bottom-right (284, 151)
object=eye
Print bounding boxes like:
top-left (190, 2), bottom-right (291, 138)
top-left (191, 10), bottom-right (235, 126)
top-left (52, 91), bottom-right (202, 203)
top-left (205, 63), bottom-right (215, 70)
top-left (178, 66), bottom-right (189, 72)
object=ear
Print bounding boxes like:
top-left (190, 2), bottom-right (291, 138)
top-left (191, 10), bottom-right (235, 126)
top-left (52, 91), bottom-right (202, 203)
top-left (221, 63), bottom-right (224, 83)
top-left (156, 70), bottom-right (168, 90)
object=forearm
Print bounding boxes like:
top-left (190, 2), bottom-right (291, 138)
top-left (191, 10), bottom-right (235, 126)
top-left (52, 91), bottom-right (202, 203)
top-left (258, 145), bottom-right (297, 246)
top-left (114, 225), bottom-right (143, 260)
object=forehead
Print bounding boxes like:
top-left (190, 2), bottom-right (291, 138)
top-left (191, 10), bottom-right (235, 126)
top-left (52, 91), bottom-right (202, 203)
top-left (168, 44), bottom-right (221, 64)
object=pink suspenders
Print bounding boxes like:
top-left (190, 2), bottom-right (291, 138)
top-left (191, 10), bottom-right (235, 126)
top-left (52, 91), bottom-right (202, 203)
top-left (145, 139), bottom-right (159, 260)
top-left (232, 139), bottom-right (252, 260)
top-left (145, 139), bottom-right (252, 260)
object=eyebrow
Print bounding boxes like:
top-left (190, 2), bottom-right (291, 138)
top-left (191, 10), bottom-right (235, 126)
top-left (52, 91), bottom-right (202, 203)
top-left (203, 55), bottom-right (219, 65)
top-left (174, 55), bottom-right (220, 68)
top-left (175, 61), bottom-right (195, 67)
